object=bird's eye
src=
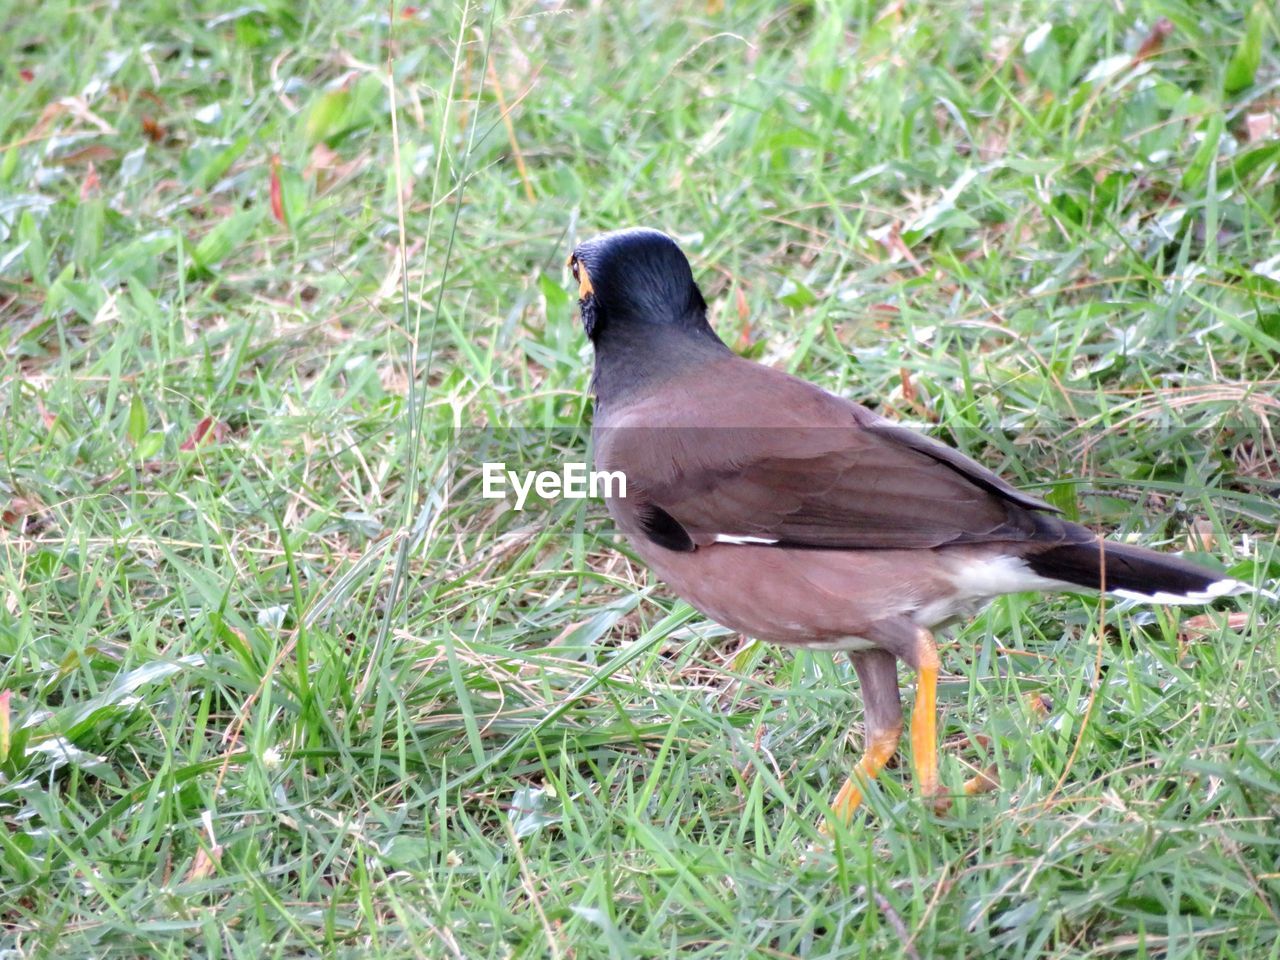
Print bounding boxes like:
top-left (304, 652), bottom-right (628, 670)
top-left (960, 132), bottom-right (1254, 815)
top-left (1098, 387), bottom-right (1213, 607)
top-left (570, 259), bottom-right (580, 282)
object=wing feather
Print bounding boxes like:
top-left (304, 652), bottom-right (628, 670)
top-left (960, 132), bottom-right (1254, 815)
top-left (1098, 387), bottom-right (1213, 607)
top-left (593, 356), bottom-right (1063, 553)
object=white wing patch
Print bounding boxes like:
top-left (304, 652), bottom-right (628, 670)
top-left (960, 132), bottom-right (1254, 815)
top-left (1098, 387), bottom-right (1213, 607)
top-left (713, 534), bottom-right (780, 545)
top-left (798, 635), bottom-right (876, 652)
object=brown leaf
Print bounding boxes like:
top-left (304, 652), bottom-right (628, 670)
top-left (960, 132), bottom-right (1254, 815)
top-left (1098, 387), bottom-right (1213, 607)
top-left (305, 142), bottom-right (364, 194)
top-left (870, 304), bottom-right (900, 333)
top-left (180, 417), bottom-right (229, 451)
top-left (52, 144), bottom-right (116, 167)
top-left (79, 162), bottom-right (100, 201)
top-left (1185, 519), bottom-right (1216, 553)
top-left (26, 101), bottom-right (68, 141)
top-left (875, 223), bottom-right (927, 276)
top-left (1134, 18), bottom-right (1173, 63)
top-left (306, 142), bottom-right (340, 174)
top-left (1181, 611), bottom-right (1251, 638)
top-left (34, 398), bottom-right (56, 430)
top-left (185, 845), bottom-right (220, 882)
top-left (898, 367), bottom-right (917, 405)
top-left (548, 619), bottom-right (587, 646)
top-left (1244, 112), bottom-right (1276, 143)
top-left (269, 154), bottom-right (286, 226)
top-left (185, 811), bottom-right (222, 882)
top-left (3, 497), bottom-right (54, 536)
top-left (141, 116), bottom-right (165, 142)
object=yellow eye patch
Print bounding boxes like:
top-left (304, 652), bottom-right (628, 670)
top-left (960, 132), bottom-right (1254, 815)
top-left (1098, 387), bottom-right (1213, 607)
top-left (568, 254), bottom-right (594, 299)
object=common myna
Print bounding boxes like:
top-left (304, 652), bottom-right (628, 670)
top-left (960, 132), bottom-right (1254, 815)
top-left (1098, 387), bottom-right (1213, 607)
top-left (569, 227), bottom-right (1267, 826)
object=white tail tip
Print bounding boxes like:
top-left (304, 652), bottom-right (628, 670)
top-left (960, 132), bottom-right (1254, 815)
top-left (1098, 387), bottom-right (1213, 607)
top-left (1112, 578), bottom-right (1278, 606)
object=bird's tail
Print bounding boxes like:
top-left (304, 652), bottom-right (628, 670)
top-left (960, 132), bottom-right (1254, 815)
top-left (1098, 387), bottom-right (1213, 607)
top-left (1025, 538), bottom-right (1270, 604)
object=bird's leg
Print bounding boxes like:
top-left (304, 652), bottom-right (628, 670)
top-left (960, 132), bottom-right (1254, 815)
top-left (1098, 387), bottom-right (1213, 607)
top-left (824, 650), bottom-right (901, 830)
top-left (907, 627), bottom-right (942, 808)
top-left (848, 620), bottom-right (946, 813)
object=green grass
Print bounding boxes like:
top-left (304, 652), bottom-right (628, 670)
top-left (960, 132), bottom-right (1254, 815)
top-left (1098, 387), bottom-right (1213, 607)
top-left (2, 0), bottom-right (1279, 956)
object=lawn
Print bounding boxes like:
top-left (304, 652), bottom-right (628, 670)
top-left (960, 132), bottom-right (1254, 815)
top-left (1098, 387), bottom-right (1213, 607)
top-left (2, 1), bottom-right (1279, 957)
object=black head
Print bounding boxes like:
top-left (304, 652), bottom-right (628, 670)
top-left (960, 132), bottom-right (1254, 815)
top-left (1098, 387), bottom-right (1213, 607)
top-left (568, 228), bottom-right (709, 341)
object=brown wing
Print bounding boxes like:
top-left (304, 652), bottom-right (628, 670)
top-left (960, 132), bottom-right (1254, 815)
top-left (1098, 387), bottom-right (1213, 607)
top-left (594, 355), bottom-right (1062, 552)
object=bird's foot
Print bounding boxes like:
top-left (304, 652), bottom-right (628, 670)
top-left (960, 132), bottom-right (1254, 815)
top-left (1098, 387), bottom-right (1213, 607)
top-left (934, 690), bottom-right (1054, 813)
top-left (819, 725), bottom-right (902, 835)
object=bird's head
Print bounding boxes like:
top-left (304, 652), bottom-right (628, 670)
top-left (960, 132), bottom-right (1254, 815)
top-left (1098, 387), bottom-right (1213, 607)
top-left (567, 228), bottom-right (708, 341)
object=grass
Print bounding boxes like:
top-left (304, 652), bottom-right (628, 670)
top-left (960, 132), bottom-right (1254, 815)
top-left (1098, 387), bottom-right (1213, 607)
top-left (2, 0), bottom-right (1279, 956)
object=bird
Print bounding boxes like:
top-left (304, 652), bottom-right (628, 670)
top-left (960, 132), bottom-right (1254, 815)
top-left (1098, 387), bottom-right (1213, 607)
top-left (567, 226), bottom-right (1272, 828)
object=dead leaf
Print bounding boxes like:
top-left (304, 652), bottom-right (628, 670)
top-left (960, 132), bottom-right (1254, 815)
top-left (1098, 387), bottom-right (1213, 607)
top-left (304, 142), bottom-right (364, 194)
top-left (3, 497), bottom-right (54, 536)
top-left (269, 154), bottom-right (286, 226)
top-left (52, 144), bottom-right (116, 167)
top-left (306, 142), bottom-right (340, 175)
top-left (79, 162), bottom-right (100, 200)
top-left (34, 399), bottom-right (56, 430)
top-left (899, 367), bottom-right (917, 405)
top-left (1185, 518), bottom-right (1216, 553)
top-left (548, 619), bottom-right (588, 646)
top-left (185, 811), bottom-right (222, 882)
top-left (58, 96), bottom-right (117, 135)
top-left (1244, 112), bottom-right (1276, 143)
top-left (871, 222), bottom-right (927, 276)
top-left (1181, 611), bottom-right (1251, 638)
top-left (1134, 18), bottom-right (1173, 63)
top-left (180, 416), bottom-right (230, 451)
top-left (185, 846), bottom-right (220, 882)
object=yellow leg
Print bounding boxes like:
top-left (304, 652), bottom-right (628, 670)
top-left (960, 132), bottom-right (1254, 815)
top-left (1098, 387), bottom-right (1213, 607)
top-left (823, 725), bottom-right (903, 831)
top-left (910, 634), bottom-right (942, 808)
